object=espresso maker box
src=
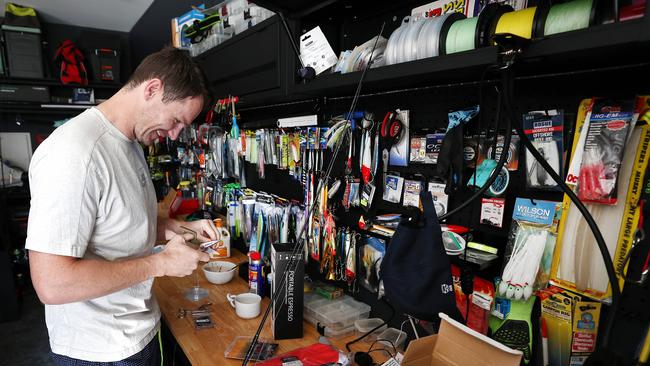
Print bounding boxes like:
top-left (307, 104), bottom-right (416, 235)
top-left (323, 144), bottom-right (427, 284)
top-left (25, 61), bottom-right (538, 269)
top-left (271, 243), bottom-right (304, 340)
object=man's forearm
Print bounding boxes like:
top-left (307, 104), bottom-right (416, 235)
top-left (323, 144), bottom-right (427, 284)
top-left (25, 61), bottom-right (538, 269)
top-left (156, 216), bottom-right (182, 242)
top-left (30, 251), bottom-right (162, 305)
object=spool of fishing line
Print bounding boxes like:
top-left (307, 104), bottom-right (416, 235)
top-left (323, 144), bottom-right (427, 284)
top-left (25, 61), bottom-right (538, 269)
top-left (401, 17), bottom-right (427, 62)
top-left (416, 12), bottom-right (465, 60)
top-left (494, 6), bottom-right (546, 40)
top-left (444, 16), bottom-right (479, 54)
top-left (488, 166), bottom-right (510, 197)
top-left (385, 17), bottom-right (410, 65)
top-left (544, 0), bottom-right (594, 36)
top-left (477, 3), bottom-right (514, 46)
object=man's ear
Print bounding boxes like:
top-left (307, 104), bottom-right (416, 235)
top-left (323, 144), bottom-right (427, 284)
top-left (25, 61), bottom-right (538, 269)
top-left (143, 78), bottom-right (163, 101)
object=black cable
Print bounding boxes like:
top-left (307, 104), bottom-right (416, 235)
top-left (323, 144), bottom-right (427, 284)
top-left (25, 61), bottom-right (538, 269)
top-left (277, 12), bottom-right (304, 68)
top-left (172, 342), bottom-right (177, 366)
top-left (367, 348), bottom-right (395, 360)
top-left (0, 133), bottom-right (5, 190)
top-left (346, 299), bottom-right (396, 352)
top-left (368, 338), bottom-right (397, 359)
top-left (439, 67), bottom-right (513, 221)
top-left (501, 68), bottom-right (620, 347)
top-left (242, 23), bottom-right (386, 365)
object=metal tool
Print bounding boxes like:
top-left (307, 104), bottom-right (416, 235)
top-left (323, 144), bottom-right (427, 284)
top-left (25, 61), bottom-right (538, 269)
top-left (177, 302), bottom-right (213, 318)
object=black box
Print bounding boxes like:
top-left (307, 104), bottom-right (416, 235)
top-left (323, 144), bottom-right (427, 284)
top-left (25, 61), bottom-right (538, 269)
top-left (2, 27), bottom-right (43, 79)
top-left (0, 84), bottom-right (49, 102)
top-left (271, 243), bottom-right (303, 340)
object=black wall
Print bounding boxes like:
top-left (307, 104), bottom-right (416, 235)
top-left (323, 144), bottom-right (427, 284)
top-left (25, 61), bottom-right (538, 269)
top-left (1, 21), bottom-right (129, 148)
top-left (129, 0), bottom-right (198, 66)
top-left (42, 23), bottom-right (131, 82)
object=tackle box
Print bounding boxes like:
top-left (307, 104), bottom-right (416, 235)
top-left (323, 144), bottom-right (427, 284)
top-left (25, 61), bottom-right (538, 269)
top-left (303, 293), bottom-right (371, 338)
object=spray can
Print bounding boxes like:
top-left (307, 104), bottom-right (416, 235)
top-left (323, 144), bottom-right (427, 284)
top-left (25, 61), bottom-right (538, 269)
top-left (248, 251), bottom-right (264, 296)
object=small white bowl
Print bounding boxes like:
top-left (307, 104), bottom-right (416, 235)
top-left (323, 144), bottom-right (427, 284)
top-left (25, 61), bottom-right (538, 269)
top-left (203, 261), bottom-right (237, 285)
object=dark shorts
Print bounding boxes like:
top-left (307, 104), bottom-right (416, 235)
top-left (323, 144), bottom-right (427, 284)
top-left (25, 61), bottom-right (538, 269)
top-left (51, 334), bottom-right (160, 366)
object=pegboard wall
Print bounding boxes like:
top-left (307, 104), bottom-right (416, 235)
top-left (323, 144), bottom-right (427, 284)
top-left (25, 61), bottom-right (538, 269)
top-left (236, 60), bottom-right (650, 362)
top-left (240, 63), bottom-right (650, 252)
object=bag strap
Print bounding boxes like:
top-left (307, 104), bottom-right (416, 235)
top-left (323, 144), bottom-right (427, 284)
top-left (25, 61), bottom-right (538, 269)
top-left (420, 190), bottom-right (437, 226)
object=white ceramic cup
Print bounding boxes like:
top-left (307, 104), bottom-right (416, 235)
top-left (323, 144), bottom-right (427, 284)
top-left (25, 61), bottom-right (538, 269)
top-left (226, 293), bottom-right (261, 319)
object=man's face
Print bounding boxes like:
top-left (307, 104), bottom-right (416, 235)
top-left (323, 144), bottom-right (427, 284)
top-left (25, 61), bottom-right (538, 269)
top-left (136, 91), bottom-right (203, 146)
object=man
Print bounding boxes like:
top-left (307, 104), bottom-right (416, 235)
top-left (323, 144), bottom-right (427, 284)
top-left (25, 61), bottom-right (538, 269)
top-left (26, 47), bottom-right (214, 365)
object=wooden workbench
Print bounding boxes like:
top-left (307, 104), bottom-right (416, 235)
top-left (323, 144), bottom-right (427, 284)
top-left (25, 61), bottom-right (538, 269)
top-left (153, 249), bottom-right (378, 365)
top-left (154, 193), bottom-right (381, 365)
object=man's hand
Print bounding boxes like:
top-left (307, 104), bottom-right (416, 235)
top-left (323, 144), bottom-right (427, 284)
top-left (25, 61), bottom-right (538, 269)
top-left (153, 233), bottom-right (210, 277)
top-left (178, 219), bottom-right (219, 242)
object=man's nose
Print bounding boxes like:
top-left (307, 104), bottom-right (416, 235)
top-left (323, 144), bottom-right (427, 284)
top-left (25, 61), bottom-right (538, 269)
top-left (168, 125), bottom-right (183, 140)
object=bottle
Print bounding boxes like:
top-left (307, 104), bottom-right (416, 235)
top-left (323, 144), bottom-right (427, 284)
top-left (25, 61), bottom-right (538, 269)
top-left (212, 218), bottom-right (231, 258)
top-left (248, 251), bottom-right (263, 296)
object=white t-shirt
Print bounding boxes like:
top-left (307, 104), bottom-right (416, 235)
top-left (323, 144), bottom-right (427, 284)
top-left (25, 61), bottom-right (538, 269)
top-left (25, 108), bottom-right (160, 362)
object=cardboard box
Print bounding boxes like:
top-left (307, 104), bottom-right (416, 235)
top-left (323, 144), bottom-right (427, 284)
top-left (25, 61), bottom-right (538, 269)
top-left (401, 313), bottom-right (522, 366)
top-left (411, 0), bottom-right (483, 18)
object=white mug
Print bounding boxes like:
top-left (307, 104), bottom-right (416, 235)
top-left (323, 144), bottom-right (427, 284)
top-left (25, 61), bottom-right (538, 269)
top-left (226, 293), bottom-right (261, 319)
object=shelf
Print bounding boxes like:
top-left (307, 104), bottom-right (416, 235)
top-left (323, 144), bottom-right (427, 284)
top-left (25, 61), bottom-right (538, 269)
top-left (285, 18), bottom-right (650, 101)
top-left (193, 15), bottom-right (279, 62)
top-left (0, 77), bottom-right (122, 89)
top-left (523, 18), bottom-right (647, 60)
top-left (291, 46), bottom-right (499, 98)
top-left (1, 102), bottom-right (93, 115)
top-left (40, 104), bottom-right (94, 109)
top-left (193, 15), bottom-right (286, 103)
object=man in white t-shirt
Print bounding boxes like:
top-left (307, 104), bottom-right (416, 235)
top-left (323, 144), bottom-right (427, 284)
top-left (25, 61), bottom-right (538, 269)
top-left (26, 47), bottom-right (215, 365)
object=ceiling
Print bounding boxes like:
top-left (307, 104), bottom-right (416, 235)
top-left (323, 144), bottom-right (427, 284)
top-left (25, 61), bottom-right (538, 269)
top-left (1, 0), bottom-right (154, 32)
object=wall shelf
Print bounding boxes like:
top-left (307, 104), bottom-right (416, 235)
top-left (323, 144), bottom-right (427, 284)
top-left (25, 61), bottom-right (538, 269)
top-left (290, 46), bottom-right (499, 99)
top-left (0, 77), bottom-right (122, 90)
top-left (1, 102), bottom-right (93, 115)
top-left (286, 18), bottom-right (650, 103)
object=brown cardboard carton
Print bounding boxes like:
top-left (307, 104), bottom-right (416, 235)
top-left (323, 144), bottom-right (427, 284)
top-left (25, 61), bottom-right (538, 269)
top-left (401, 313), bottom-right (522, 366)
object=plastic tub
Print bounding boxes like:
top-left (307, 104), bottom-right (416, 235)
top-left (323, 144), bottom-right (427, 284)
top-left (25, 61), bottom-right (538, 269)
top-left (377, 327), bottom-right (407, 351)
top-left (303, 293), bottom-right (371, 334)
top-left (354, 318), bottom-right (387, 342)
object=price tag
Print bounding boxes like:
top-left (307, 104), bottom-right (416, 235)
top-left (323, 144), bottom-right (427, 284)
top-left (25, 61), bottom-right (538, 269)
top-left (472, 291), bottom-right (493, 311)
top-left (380, 357), bottom-right (401, 366)
top-left (480, 198), bottom-right (505, 228)
top-left (299, 26), bottom-right (337, 75)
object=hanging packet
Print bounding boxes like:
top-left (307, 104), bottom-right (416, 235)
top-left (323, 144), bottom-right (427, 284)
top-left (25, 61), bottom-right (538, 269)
top-left (383, 174), bottom-right (404, 203)
top-left (360, 236), bottom-right (385, 294)
top-left (577, 99), bottom-right (635, 204)
top-left (498, 198), bottom-right (562, 301)
top-left (402, 179), bottom-right (422, 207)
top-left (523, 110), bottom-right (564, 191)
top-left (476, 132), bottom-right (520, 171)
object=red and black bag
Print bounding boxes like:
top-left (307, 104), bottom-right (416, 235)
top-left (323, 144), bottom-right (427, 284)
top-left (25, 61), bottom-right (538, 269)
top-left (54, 40), bottom-right (88, 85)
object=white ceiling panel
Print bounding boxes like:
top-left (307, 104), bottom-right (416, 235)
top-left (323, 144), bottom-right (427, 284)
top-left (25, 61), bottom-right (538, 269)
top-left (1, 0), bottom-right (154, 32)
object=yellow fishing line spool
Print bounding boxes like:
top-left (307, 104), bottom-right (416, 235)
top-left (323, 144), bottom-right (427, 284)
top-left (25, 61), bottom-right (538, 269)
top-left (495, 6), bottom-right (540, 40)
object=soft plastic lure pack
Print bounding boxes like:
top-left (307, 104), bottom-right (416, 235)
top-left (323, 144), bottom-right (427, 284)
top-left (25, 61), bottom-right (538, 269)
top-left (578, 99), bottom-right (635, 204)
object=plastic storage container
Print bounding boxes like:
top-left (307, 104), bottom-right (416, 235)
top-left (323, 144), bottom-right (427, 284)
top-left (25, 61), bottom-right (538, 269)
top-left (304, 293), bottom-right (371, 338)
top-left (354, 318), bottom-right (387, 342)
top-left (377, 327), bottom-right (407, 351)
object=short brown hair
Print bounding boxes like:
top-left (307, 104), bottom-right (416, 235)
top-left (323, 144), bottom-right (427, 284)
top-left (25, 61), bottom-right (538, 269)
top-left (126, 47), bottom-right (209, 103)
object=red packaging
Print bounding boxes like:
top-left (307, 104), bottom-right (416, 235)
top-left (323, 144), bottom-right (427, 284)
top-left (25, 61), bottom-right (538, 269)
top-left (451, 265), bottom-right (494, 334)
